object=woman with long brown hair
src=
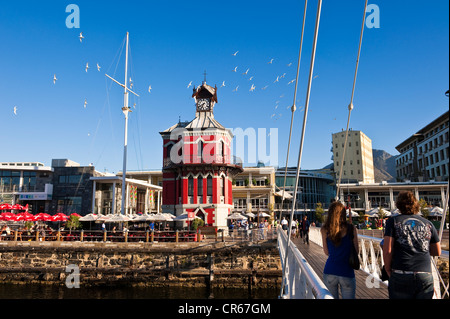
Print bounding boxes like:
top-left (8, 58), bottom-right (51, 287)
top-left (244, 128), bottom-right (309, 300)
top-left (320, 201), bottom-right (359, 299)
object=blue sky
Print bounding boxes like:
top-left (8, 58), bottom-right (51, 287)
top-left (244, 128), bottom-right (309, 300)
top-left (0, 0), bottom-right (448, 173)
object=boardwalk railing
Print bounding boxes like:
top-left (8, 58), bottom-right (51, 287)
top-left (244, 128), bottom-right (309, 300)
top-left (278, 227), bottom-right (333, 299)
top-left (309, 226), bottom-right (449, 299)
top-left (226, 228), bottom-right (277, 242)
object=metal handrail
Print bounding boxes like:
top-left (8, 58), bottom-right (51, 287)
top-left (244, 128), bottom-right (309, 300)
top-left (278, 226), bottom-right (333, 299)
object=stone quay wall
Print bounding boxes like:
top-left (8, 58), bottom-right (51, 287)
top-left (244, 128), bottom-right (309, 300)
top-left (0, 240), bottom-right (282, 290)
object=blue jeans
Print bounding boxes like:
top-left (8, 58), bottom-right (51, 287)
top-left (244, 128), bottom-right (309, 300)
top-left (388, 272), bottom-right (434, 299)
top-left (323, 274), bottom-right (356, 299)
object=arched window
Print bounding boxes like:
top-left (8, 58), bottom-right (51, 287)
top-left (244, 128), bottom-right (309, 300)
top-left (222, 176), bottom-right (226, 197)
top-left (198, 140), bottom-right (203, 161)
top-left (166, 144), bottom-right (173, 158)
top-left (198, 176), bottom-right (203, 198)
top-left (188, 176), bottom-right (194, 197)
top-left (207, 175), bottom-right (213, 197)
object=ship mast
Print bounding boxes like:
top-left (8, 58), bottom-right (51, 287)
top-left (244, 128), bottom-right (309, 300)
top-left (105, 32), bottom-right (140, 215)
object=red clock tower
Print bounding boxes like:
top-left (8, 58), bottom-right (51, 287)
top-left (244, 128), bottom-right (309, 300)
top-left (160, 81), bottom-right (243, 229)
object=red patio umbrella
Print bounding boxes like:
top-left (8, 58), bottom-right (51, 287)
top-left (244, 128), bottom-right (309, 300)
top-left (52, 213), bottom-right (69, 222)
top-left (34, 213), bottom-right (53, 222)
top-left (15, 212), bottom-right (35, 222)
top-left (0, 203), bottom-right (13, 211)
top-left (0, 212), bottom-right (15, 221)
top-left (11, 204), bottom-right (25, 211)
top-left (70, 213), bottom-right (82, 218)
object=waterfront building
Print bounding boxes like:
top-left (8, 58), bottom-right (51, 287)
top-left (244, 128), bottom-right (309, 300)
top-left (90, 174), bottom-right (162, 216)
top-left (337, 180), bottom-right (448, 213)
top-left (395, 110), bottom-right (449, 182)
top-left (0, 162), bottom-right (53, 214)
top-left (332, 130), bottom-right (375, 184)
top-left (232, 166), bottom-right (276, 219)
top-left (274, 167), bottom-right (336, 218)
top-left (159, 81), bottom-right (243, 228)
top-left (0, 159), bottom-right (162, 217)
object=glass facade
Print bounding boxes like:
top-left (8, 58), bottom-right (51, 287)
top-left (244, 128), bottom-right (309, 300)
top-left (275, 169), bottom-right (336, 209)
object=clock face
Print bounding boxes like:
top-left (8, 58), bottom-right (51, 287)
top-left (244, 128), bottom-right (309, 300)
top-left (197, 99), bottom-right (211, 111)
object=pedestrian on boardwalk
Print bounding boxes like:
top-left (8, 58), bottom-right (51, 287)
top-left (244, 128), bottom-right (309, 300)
top-left (321, 201), bottom-right (358, 299)
top-left (301, 215), bottom-right (310, 244)
top-left (383, 191), bottom-right (441, 299)
top-left (281, 217), bottom-right (288, 231)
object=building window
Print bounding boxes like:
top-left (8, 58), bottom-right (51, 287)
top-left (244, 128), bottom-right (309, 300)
top-left (198, 176), bottom-right (203, 197)
top-left (198, 141), bottom-right (203, 159)
top-left (56, 197), bottom-right (82, 215)
top-left (166, 144), bottom-right (173, 158)
top-left (222, 176), bottom-right (226, 197)
top-left (188, 177), bottom-right (194, 197)
top-left (207, 176), bottom-right (213, 196)
top-left (235, 180), bottom-right (245, 187)
top-left (58, 175), bottom-right (82, 184)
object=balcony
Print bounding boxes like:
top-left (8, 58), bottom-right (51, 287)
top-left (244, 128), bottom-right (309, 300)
top-left (163, 155), bottom-right (243, 169)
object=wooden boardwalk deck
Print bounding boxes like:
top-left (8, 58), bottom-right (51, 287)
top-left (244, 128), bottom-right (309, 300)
top-left (292, 237), bottom-right (389, 299)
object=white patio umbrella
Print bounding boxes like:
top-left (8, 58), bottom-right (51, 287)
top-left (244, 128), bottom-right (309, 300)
top-left (79, 213), bottom-right (100, 222)
top-left (366, 208), bottom-right (380, 217)
top-left (430, 206), bottom-right (444, 216)
top-left (79, 213), bottom-right (101, 230)
top-left (226, 213), bottom-right (248, 220)
top-left (96, 214), bottom-right (111, 222)
top-left (104, 214), bottom-right (132, 223)
top-left (245, 212), bottom-right (256, 218)
top-left (153, 213), bottom-right (171, 221)
top-left (257, 212), bottom-right (270, 218)
top-left (346, 209), bottom-right (359, 217)
top-left (133, 214), bottom-right (155, 222)
top-left (163, 213), bottom-right (176, 221)
top-left (174, 213), bottom-right (201, 221)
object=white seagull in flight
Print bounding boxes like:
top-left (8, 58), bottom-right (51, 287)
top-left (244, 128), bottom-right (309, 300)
top-left (268, 58), bottom-right (274, 64)
top-left (84, 99), bottom-right (88, 108)
top-left (232, 66), bottom-right (238, 72)
top-left (148, 85), bottom-right (152, 93)
top-left (187, 81), bottom-right (193, 89)
top-left (53, 74), bottom-right (57, 84)
top-left (97, 63), bottom-right (101, 72)
top-left (250, 84), bottom-right (256, 92)
top-left (85, 63), bottom-right (89, 72)
top-left (242, 68), bottom-right (250, 75)
top-left (13, 106), bottom-right (17, 115)
top-left (232, 51), bottom-right (239, 56)
top-left (220, 81), bottom-right (226, 88)
top-left (79, 32), bottom-right (84, 43)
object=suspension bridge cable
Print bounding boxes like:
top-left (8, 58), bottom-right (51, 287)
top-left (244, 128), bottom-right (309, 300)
top-left (279, 0), bottom-right (308, 220)
top-left (280, 0), bottom-right (323, 298)
top-left (335, 0), bottom-right (368, 200)
top-left (438, 183), bottom-right (449, 241)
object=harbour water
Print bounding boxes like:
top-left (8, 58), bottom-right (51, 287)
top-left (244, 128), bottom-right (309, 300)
top-left (0, 284), bottom-right (279, 300)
